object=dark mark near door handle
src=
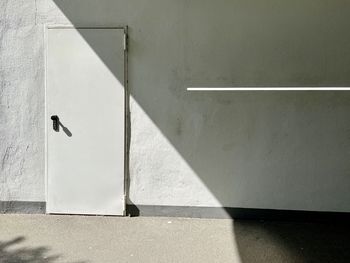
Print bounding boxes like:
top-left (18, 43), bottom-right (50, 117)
top-left (51, 115), bottom-right (59, 132)
top-left (50, 115), bottom-right (73, 137)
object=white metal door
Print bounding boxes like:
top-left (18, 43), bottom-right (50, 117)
top-left (46, 27), bottom-right (125, 215)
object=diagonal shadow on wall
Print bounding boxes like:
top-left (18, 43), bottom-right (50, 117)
top-left (46, 0), bottom-right (350, 261)
top-left (48, 0), bottom-right (350, 213)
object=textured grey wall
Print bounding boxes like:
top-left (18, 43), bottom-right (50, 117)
top-left (1, 0), bottom-right (350, 212)
top-left (0, 1), bottom-right (44, 201)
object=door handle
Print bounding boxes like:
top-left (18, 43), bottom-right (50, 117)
top-left (51, 115), bottom-right (59, 132)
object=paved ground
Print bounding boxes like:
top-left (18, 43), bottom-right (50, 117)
top-left (0, 215), bottom-right (349, 263)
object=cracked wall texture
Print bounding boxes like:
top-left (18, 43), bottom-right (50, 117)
top-left (1, 0), bottom-right (350, 212)
top-left (0, 0), bottom-right (44, 201)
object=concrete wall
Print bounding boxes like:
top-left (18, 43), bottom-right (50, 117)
top-left (1, 0), bottom-right (350, 212)
top-left (0, 1), bottom-right (44, 201)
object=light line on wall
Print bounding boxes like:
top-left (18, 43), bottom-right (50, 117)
top-left (187, 87), bottom-right (350, 91)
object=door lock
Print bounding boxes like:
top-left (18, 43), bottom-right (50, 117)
top-left (51, 115), bottom-right (59, 132)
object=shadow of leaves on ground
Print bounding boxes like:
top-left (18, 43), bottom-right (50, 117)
top-left (0, 236), bottom-right (85, 263)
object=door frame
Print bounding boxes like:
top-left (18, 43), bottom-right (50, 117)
top-left (44, 25), bottom-right (129, 215)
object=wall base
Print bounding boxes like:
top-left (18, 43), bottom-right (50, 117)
top-left (0, 201), bottom-right (46, 214)
top-left (1, 202), bottom-right (349, 222)
top-left (127, 205), bottom-right (350, 222)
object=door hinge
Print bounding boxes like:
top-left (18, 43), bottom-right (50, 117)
top-left (123, 33), bottom-right (128, 51)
